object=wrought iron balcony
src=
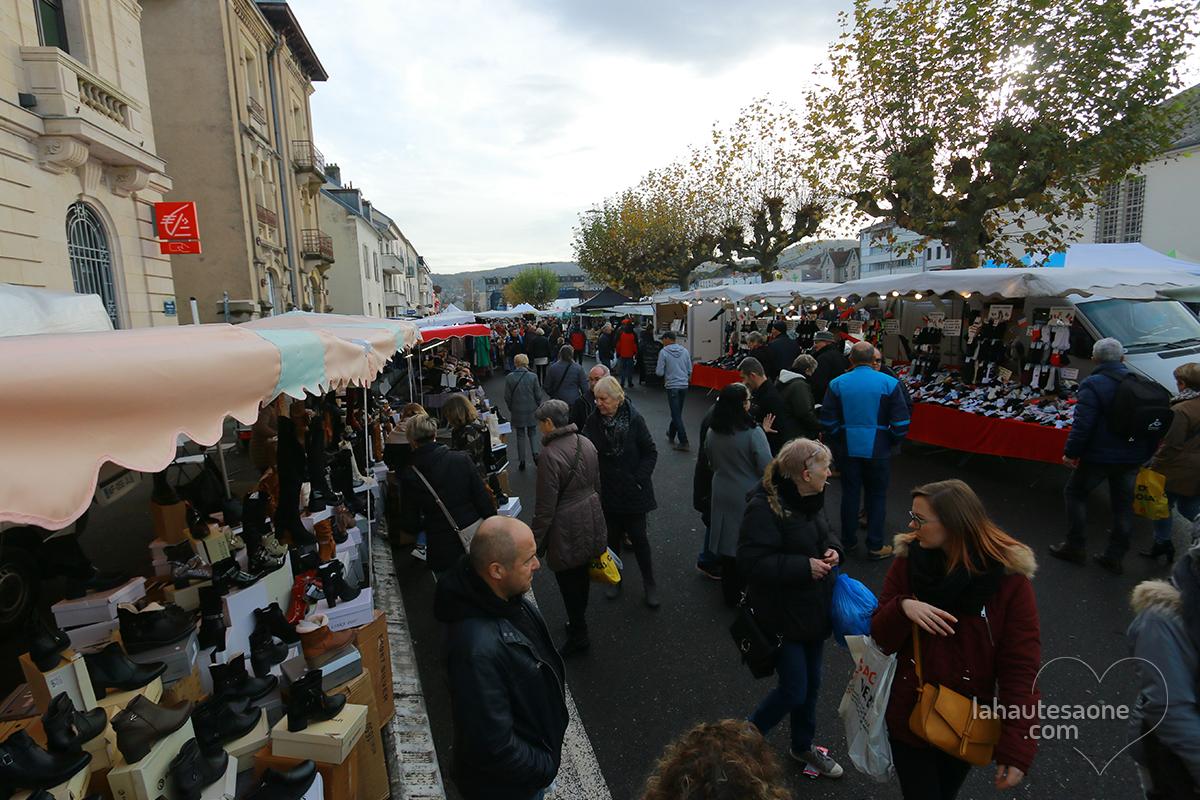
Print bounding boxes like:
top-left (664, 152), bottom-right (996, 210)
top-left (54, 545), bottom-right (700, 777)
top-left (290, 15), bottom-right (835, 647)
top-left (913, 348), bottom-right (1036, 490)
top-left (292, 140), bottom-right (325, 176)
top-left (256, 203), bottom-right (277, 228)
top-left (248, 95), bottom-right (266, 124)
top-left (301, 229), bottom-right (334, 262)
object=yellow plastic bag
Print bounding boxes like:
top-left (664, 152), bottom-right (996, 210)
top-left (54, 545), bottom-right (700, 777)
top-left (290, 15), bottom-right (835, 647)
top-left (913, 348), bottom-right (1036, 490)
top-left (589, 548), bottom-right (622, 584)
top-left (1133, 468), bottom-right (1169, 520)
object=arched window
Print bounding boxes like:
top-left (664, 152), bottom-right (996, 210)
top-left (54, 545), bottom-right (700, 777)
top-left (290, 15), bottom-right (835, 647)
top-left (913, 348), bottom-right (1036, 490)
top-left (66, 201), bottom-right (119, 328)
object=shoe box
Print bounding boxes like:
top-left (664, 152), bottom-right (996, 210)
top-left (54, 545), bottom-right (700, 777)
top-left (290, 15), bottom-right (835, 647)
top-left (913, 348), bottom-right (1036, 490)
top-left (19, 650), bottom-right (97, 714)
top-left (150, 500), bottom-right (189, 544)
top-left (124, 631), bottom-right (199, 686)
top-left (162, 579), bottom-right (211, 613)
top-left (10, 758), bottom-right (91, 800)
top-left (107, 718), bottom-right (193, 800)
top-left (254, 744), bottom-right (342, 800)
top-left (334, 540), bottom-right (363, 587)
top-left (260, 551), bottom-right (294, 612)
top-left (283, 645), bottom-right (362, 692)
top-left (197, 755), bottom-right (237, 800)
top-left (95, 677), bottom-right (162, 714)
top-left (300, 507), bottom-right (333, 535)
top-left (160, 661), bottom-right (204, 706)
top-left (350, 611), bottom-right (393, 725)
top-left (311, 588), bottom-right (373, 632)
top-left (221, 580), bottom-right (270, 660)
top-left (191, 529), bottom-right (231, 565)
top-left (497, 496), bottom-right (521, 518)
top-left (326, 670), bottom-right (387, 800)
top-left (66, 616), bottom-right (122, 651)
top-left (52, 577), bottom-right (147, 629)
top-left (269, 703), bottom-right (366, 765)
top-left (224, 708), bottom-right (270, 774)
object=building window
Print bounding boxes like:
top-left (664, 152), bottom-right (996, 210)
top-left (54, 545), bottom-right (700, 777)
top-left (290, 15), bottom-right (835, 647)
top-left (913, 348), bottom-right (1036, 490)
top-left (1096, 176), bottom-right (1146, 244)
top-left (373, 252), bottom-right (379, 282)
top-left (66, 201), bottom-right (119, 328)
top-left (265, 270), bottom-right (278, 315)
top-left (35, 0), bottom-right (69, 52)
top-left (363, 245), bottom-right (370, 279)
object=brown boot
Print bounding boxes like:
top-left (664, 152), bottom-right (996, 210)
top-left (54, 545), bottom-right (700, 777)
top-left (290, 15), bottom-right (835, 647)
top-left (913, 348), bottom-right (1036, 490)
top-left (111, 695), bottom-right (193, 763)
top-left (314, 519), bottom-right (336, 562)
top-left (296, 614), bottom-right (353, 660)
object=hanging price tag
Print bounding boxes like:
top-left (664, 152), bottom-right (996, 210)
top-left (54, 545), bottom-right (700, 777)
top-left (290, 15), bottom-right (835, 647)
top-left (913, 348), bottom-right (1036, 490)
top-left (943, 319), bottom-right (962, 336)
top-left (884, 319), bottom-right (899, 334)
top-left (998, 367), bottom-right (1013, 382)
top-left (988, 304), bottom-right (1014, 322)
top-left (1061, 368), bottom-right (1080, 381)
top-left (847, 320), bottom-right (863, 335)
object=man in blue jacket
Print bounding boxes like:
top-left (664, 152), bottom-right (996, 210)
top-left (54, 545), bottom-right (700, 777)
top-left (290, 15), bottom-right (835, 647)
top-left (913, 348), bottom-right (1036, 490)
top-left (1050, 337), bottom-right (1158, 575)
top-left (820, 341), bottom-right (911, 559)
top-left (657, 331), bottom-right (694, 451)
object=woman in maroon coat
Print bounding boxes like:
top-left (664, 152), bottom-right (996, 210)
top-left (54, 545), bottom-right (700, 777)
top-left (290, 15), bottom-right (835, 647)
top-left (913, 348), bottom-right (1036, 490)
top-left (871, 479), bottom-right (1041, 800)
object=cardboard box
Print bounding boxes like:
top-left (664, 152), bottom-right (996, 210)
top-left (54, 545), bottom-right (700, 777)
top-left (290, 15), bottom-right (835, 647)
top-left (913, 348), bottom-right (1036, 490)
top-left (263, 552), bottom-right (293, 612)
top-left (224, 709), bottom-right (269, 774)
top-left (65, 617), bottom-right (121, 652)
top-left (350, 611), bottom-right (393, 725)
top-left (107, 718), bottom-right (194, 800)
top-left (127, 632), bottom-right (199, 685)
top-left (95, 677), bottom-right (162, 713)
top-left (192, 532), bottom-right (231, 565)
top-left (11, 760), bottom-right (90, 799)
top-left (199, 755), bottom-right (237, 800)
top-left (150, 500), bottom-right (188, 544)
top-left (307, 646), bottom-right (362, 691)
top-left (254, 743), bottom-right (351, 800)
top-left (160, 662), bottom-right (203, 706)
top-left (497, 469), bottom-right (511, 495)
top-left (497, 496), bottom-right (521, 518)
top-left (310, 589), bottom-right (373, 632)
top-left (269, 704), bottom-right (366, 765)
top-left (52, 578), bottom-right (147, 629)
top-left (19, 651), bottom-right (96, 714)
top-left (163, 579), bottom-right (211, 613)
top-left (327, 671), bottom-right (387, 800)
top-left (0, 685), bottom-right (37, 722)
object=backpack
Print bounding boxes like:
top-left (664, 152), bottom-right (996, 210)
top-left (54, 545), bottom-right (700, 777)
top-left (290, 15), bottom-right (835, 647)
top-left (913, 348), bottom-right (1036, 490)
top-left (1105, 372), bottom-right (1174, 441)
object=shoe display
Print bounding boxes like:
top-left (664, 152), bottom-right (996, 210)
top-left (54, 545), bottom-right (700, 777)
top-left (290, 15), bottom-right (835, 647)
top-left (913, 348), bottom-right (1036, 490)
top-left (117, 602), bottom-right (197, 653)
top-left (0, 730), bottom-right (91, 790)
top-left (192, 695), bottom-right (261, 755)
top-left (296, 614), bottom-right (354, 660)
top-left (111, 695), bottom-right (194, 763)
top-left (260, 531), bottom-right (289, 558)
top-left (316, 560), bottom-right (361, 608)
top-left (286, 670), bottom-right (346, 733)
top-left (244, 759), bottom-right (317, 800)
top-left (286, 571), bottom-right (320, 624)
top-left (197, 585), bottom-right (227, 653)
top-left (276, 418), bottom-right (318, 546)
top-left (209, 653), bottom-right (278, 701)
top-left (1093, 552), bottom-right (1124, 576)
top-left (83, 642), bottom-right (168, 697)
top-left (165, 541), bottom-right (212, 588)
top-left (330, 450), bottom-right (366, 516)
top-left (314, 518), bottom-right (336, 562)
top-left (1048, 542), bottom-right (1087, 565)
top-left (63, 567), bottom-right (130, 600)
top-left (26, 611), bottom-right (71, 672)
top-left (255, 603), bottom-right (301, 645)
top-left (42, 693), bottom-right (107, 754)
top-left (328, 510), bottom-right (348, 545)
top-left (225, 527), bottom-right (245, 552)
top-left (306, 424), bottom-right (337, 513)
top-left (1139, 540), bottom-right (1176, 563)
top-left (211, 557), bottom-right (261, 594)
top-left (170, 737), bottom-right (229, 800)
top-left (791, 747), bottom-right (844, 778)
top-left (250, 627), bottom-right (290, 679)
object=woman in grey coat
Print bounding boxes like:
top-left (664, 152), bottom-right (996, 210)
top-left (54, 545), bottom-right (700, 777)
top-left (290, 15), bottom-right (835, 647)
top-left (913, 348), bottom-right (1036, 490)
top-left (503, 353), bottom-right (547, 470)
top-left (705, 383), bottom-right (772, 607)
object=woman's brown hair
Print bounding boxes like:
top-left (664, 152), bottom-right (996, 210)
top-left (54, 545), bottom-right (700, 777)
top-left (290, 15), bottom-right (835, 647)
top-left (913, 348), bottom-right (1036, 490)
top-left (442, 393), bottom-right (478, 429)
top-left (641, 720), bottom-right (792, 800)
top-left (906, 479), bottom-right (1033, 575)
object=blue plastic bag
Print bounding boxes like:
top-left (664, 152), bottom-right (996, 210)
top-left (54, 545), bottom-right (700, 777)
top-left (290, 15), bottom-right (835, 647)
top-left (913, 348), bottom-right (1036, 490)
top-left (831, 568), bottom-right (878, 647)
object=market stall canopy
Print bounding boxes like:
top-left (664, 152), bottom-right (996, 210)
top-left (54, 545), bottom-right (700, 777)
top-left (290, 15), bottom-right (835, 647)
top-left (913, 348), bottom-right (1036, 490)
top-left (0, 320), bottom-right (397, 530)
top-left (606, 304), bottom-right (654, 317)
top-left (241, 311), bottom-right (419, 376)
top-left (411, 306), bottom-right (476, 329)
top-left (510, 302), bottom-right (539, 314)
top-left (420, 323), bottom-right (492, 342)
top-left (0, 284), bottom-right (114, 336)
top-left (982, 243), bottom-right (1200, 272)
top-left (654, 281), bottom-right (843, 306)
top-left (575, 288), bottom-right (633, 310)
top-left (793, 268), bottom-right (1200, 302)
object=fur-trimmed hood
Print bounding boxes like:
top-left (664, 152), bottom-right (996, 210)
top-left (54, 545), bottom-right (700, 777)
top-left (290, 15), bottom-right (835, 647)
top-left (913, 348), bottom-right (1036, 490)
top-left (1131, 580), bottom-right (1183, 615)
top-left (892, 533), bottom-right (1038, 578)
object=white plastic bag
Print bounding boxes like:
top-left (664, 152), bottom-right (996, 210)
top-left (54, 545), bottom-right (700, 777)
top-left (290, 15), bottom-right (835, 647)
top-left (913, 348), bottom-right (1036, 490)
top-left (837, 634), bottom-right (897, 782)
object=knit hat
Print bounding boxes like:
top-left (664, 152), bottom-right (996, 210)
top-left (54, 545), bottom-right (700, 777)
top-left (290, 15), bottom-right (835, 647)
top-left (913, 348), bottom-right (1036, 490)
top-left (772, 320), bottom-right (788, 333)
top-left (814, 330), bottom-right (837, 343)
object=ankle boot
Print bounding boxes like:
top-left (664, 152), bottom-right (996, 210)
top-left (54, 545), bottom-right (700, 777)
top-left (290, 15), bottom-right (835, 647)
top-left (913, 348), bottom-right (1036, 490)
top-left (1139, 540), bottom-right (1176, 563)
top-left (286, 670), bottom-right (346, 732)
top-left (210, 653), bottom-right (277, 701)
top-left (260, 531), bottom-right (288, 557)
top-left (314, 519), bottom-right (336, 562)
top-left (170, 737), bottom-right (229, 800)
top-left (225, 526), bottom-right (245, 552)
top-left (26, 611), bottom-right (71, 672)
top-left (296, 614), bottom-right (354, 660)
top-left (111, 695), bottom-right (193, 763)
top-left (276, 418), bottom-right (317, 545)
top-left (0, 730), bottom-right (91, 790)
top-left (83, 642), bottom-right (167, 697)
top-left (328, 509), bottom-right (348, 545)
top-left (245, 759), bottom-right (317, 800)
top-left (292, 549), bottom-right (321, 575)
top-left (42, 693), bottom-right (107, 753)
top-left (255, 603), bottom-right (300, 645)
top-left (165, 542), bottom-right (212, 588)
top-left (192, 695), bottom-right (261, 755)
top-left (197, 585), bottom-right (227, 652)
top-left (286, 572), bottom-right (320, 624)
top-left (316, 560), bottom-right (360, 608)
top-left (211, 558), bottom-right (260, 594)
top-left (118, 602), bottom-right (197, 653)
top-left (250, 627), bottom-right (289, 679)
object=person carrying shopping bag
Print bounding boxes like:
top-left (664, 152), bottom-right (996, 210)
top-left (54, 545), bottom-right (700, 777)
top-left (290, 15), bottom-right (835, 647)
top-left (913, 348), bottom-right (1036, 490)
top-left (1142, 362), bottom-right (1200, 563)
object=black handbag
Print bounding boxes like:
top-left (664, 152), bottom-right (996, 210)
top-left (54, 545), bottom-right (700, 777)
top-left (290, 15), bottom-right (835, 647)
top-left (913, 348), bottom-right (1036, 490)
top-left (729, 604), bottom-right (782, 679)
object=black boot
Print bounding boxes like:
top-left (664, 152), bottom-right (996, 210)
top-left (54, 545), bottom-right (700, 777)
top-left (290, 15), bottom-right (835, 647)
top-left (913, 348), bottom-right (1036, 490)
top-left (328, 508), bottom-right (348, 545)
top-left (329, 450), bottom-right (365, 516)
top-left (83, 642), bottom-right (167, 696)
top-left (254, 603), bottom-right (300, 645)
top-left (211, 557), bottom-right (261, 594)
top-left (42, 693), bottom-right (107, 753)
top-left (0, 730), bottom-right (91, 790)
top-left (210, 653), bottom-right (277, 701)
top-left (249, 627), bottom-right (289, 679)
top-left (245, 760), bottom-right (317, 800)
top-left (316, 560), bottom-right (360, 608)
top-left (286, 670), bottom-right (346, 733)
top-left (165, 542), bottom-right (212, 588)
top-left (117, 602), bottom-right (196, 653)
top-left (170, 737), bottom-right (229, 800)
top-left (192, 695), bottom-right (261, 755)
top-left (557, 625), bottom-right (590, 659)
top-left (26, 611), bottom-right (70, 672)
top-left (1139, 540), bottom-right (1177, 563)
top-left (197, 585), bottom-right (227, 652)
top-left (305, 424), bottom-right (337, 513)
top-left (276, 418), bottom-right (317, 545)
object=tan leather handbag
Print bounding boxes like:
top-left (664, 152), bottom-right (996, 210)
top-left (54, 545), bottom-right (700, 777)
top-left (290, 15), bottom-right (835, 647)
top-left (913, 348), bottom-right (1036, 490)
top-left (907, 623), bottom-right (1002, 766)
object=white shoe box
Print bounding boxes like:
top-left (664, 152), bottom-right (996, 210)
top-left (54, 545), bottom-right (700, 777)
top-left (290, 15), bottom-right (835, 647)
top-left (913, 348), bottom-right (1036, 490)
top-left (311, 588), bottom-right (373, 632)
top-left (52, 577), bottom-right (146, 628)
top-left (128, 631), bottom-right (199, 686)
top-left (497, 497), bottom-right (521, 518)
top-left (222, 580), bottom-right (269, 660)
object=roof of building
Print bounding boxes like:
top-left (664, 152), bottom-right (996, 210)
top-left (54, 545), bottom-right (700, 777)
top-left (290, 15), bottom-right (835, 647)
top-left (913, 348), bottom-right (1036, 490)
top-left (255, 2), bottom-right (328, 82)
top-left (828, 249), bottom-right (859, 267)
top-left (1166, 84), bottom-right (1200, 152)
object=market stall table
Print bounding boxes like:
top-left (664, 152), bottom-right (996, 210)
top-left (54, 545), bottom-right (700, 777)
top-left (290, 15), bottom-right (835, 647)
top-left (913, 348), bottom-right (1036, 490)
top-left (906, 402), bottom-right (1070, 464)
top-left (691, 364), bottom-right (742, 391)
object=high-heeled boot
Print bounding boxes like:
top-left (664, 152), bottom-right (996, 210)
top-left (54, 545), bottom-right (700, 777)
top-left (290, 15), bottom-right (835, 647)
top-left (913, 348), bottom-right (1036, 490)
top-left (286, 572), bottom-right (320, 624)
top-left (26, 610), bottom-right (71, 672)
top-left (316, 560), bottom-right (360, 608)
top-left (329, 450), bottom-right (365, 516)
top-left (314, 519), bottom-right (336, 563)
top-left (249, 627), bottom-right (289, 679)
top-left (305, 424), bottom-right (337, 513)
top-left (286, 670), bottom-right (346, 732)
top-left (1139, 540), bottom-right (1176, 563)
top-left (276, 418), bottom-right (316, 546)
top-left (197, 585), bottom-right (227, 652)
top-left (254, 603), bottom-right (300, 645)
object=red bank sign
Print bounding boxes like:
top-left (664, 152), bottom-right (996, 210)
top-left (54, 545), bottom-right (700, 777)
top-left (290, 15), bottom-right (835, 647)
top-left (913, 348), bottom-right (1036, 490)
top-left (154, 202), bottom-right (199, 239)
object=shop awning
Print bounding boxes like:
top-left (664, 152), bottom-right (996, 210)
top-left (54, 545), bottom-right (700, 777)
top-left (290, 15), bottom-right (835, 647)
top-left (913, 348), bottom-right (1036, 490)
top-left (420, 323), bottom-right (492, 342)
top-left (240, 312), bottom-right (419, 377)
top-left (653, 281), bottom-right (842, 306)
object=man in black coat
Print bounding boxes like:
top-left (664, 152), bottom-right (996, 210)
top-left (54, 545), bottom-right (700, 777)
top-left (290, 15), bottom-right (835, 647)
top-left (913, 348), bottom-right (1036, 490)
top-left (570, 364), bottom-right (608, 430)
top-left (746, 331), bottom-right (775, 380)
top-left (808, 330), bottom-right (849, 407)
top-left (596, 324), bottom-right (614, 370)
top-left (739, 356), bottom-right (792, 455)
top-left (433, 517), bottom-right (568, 800)
top-left (766, 321), bottom-right (801, 380)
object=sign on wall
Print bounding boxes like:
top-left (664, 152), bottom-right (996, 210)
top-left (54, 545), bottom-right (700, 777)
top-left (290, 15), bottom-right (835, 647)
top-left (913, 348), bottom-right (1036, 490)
top-left (155, 202), bottom-right (201, 255)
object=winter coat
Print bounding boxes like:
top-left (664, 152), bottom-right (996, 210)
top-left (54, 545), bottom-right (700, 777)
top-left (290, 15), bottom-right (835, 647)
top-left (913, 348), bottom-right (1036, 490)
top-left (400, 443), bottom-right (496, 573)
top-left (656, 343), bottom-right (693, 389)
top-left (615, 330), bottom-right (638, 359)
top-left (748, 344), bottom-right (775, 380)
top-left (570, 390), bottom-right (594, 432)
top-left (543, 359), bottom-right (589, 406)
top-left (1147, 394), bottom-right (1200, 496)
top-left (706, 426), bottom-right (772, 556)
top-left (433, 559), bottom-right (568, 800)
top-left (1127, 565), bottom-right (1200, 788)
top-left (821, 365), bottom-right (911, 460)
top-left (749, 378), bottom-right (791, 455)
top-left (809, 341), bottom-right (849, 406)
top-left (737, 465), bottom-right (843, 642)
top-left (526, 334), bottom-right (551, 362)
top-left (692, 406), bottom-right (715, 527)
top-left (582, 400), bottom-right (657, 514)
top-left (871, 536), bottom-right (1042, 774)
top-left (570, 328), bottom-right (585, 351)
top-left (451, 418), bottom-right (490, 479)
top-left (531, 425), bottom-right (607, 571)
top-left (766, 333), bottom-right (801, 379)
top-left (597, 331), bottom-right (614, 361)
top-left (776, 370), bottom-right (820, 443)
top-left (504, 335), bottom-right (524, 359)
top-left (1063, 361), bottom-right (1158, 464)
top-left (504, 368), bottom-right (547, 428)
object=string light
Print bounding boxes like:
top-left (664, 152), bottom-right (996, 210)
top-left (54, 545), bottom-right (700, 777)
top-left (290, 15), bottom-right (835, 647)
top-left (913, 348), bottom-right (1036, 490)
top-left (891, 291), bottom-right (900, 297)
top-left (914, 293), bottom-right (923, 300)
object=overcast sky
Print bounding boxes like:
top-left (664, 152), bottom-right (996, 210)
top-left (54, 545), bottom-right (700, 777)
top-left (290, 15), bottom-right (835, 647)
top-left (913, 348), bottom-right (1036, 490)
top-left (291, 0), bottom-right (849, 275)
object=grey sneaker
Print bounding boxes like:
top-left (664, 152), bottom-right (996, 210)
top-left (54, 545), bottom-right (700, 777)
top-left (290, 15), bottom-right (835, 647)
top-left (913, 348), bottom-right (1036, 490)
top-left (791, 748), bottom-right (843, 778)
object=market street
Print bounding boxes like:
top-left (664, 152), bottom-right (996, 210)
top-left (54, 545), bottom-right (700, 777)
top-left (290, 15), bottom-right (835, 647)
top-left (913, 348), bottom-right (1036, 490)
top-left (396, 362), bottom-right (1180, 800)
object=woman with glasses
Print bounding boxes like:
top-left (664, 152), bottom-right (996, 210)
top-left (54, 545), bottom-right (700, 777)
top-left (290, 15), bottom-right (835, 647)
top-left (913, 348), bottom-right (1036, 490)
top-left (872, 479), bottom-right (1041, 800)
top-left (738, 437), bottom-right (845, 779)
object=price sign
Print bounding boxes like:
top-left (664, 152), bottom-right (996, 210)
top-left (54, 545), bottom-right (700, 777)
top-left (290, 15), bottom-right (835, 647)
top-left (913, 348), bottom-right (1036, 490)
top-left (1049, 307), bottom-right (1076, 323)
top-left (884, 319), bottom-right (899, 334)
top-left (927, 312), bottom-right (946, 328)
top-left (847, 320), bottom-right (863, 335)
top-left (989, 304), bottom-right (1014, 322)
top-left (998, 367), bottom-right (1013, 382)
top-left (943, 319), bottom-right (962, 336)
top-left (816, 319), bottom-right (829, 330)
top-left (1061, 368), bottom-right (1080, 381)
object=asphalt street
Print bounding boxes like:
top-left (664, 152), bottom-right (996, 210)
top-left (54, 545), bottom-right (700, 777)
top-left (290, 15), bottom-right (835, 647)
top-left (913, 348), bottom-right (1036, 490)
top-left (398, 360), bottom-right (1183, 800)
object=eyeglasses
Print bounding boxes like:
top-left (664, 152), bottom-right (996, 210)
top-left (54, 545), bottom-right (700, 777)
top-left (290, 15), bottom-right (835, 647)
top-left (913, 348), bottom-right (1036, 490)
top-left (908, 511), bottom-right (939, 529)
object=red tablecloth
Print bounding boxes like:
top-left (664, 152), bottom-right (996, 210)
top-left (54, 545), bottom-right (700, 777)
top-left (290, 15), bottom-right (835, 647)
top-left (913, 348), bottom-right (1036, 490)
top-left (691, 364), bottom-right (742, 390)
top-left (907, 402), bottom-right (1070, 464)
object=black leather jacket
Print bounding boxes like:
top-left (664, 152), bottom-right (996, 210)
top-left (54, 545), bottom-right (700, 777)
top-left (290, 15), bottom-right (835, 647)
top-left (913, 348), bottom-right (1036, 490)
top-left (434, 559), bottom-right (568, 800)
top-left (399, 443), bottom-right (495, 572)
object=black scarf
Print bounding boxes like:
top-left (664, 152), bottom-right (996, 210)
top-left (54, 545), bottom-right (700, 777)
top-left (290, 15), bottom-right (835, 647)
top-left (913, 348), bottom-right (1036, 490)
top-left (908, 542), bottom-right (1006, 617)
top-left (776, 472), bottom-right (825, 518)
top-left (598, 400), bottom-right (632, 458)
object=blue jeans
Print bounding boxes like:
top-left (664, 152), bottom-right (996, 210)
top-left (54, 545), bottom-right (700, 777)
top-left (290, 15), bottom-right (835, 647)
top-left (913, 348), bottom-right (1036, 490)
top-left (1065, 459), bottom-right (1138, 559)
top-left (619, 356), bottom-right (636, 386)
top-left (839, 456), bottom-right (890, 551)
top-left (698, 525), bottom-right (718, 565)
top-left (749, 639), bottom-right (824, 752)
top-left (1151, 491), bottom-right (1200, 544)
top-left (666, 388), bottom-right (688, 445)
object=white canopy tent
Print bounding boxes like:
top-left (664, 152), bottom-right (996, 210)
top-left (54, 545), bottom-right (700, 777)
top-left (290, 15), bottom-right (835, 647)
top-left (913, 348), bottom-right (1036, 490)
top-left (0, 284), bottom-right (115, 337)
top-left (411, 305), bottom-right (476, 328)
top-left (653, 281), bottom-right (843, 306)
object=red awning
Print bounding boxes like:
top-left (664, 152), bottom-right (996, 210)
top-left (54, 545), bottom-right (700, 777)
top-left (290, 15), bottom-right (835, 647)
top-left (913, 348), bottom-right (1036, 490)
top-left (420, 324), bottom-right (491, 342)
